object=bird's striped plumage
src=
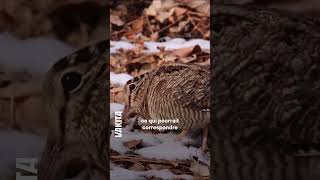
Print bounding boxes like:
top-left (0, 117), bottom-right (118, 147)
top-left (212, 4), bottom-right (320, 180)
top-left (123, 63), bottom-right (210, 129)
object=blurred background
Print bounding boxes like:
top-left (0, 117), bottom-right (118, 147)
top-left (1, 0), bottom-right (320, 179)
top-left (0, 1), bottom-right (106, 179)
top-left (219, 0), bottom-right (320, 15)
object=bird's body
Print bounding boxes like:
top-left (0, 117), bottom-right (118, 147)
top-left (123, 63), bottom-right (210, 150)
top-left (213, 4), bottom-right (320, 180)
top-left (38, 40), bottom-right (108, 180)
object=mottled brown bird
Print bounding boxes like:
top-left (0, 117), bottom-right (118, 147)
top-left (38, 40), bottom-right (108, 180)
top-left (213, 4), bottom-right (320, 180)
top-left (123, 63), bottom-right (210, 151)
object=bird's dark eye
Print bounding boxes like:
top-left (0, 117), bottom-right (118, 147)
top-left (61, 72), bottom-right (82, 92)
top-left (129, 84), bottom-right (136, 91)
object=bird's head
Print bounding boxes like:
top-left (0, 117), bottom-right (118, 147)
top-left (122, 72), bottom-right (150, 120)
top-left (38, 41), bottom-right (108, 179)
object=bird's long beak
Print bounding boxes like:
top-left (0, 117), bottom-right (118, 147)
top-left (38, 142), bottom-right (63, 180)
top-left (122, 104), bottom-right (137, 124)
top-left (122, 104), bottom-right (130, 121)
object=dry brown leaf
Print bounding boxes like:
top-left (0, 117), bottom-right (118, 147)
top-left (172, 45), bottom-right (202, 58)
top-left (179, 55), bottom-right (198, 64)
top-left (148, 163), bottom-right (172, 170)
top-left (130, 163), bottom-right (147, 171)
top-left (123, 139), bottom-right (142, 149)
top-left (158, 11), bottom-right (173, 23)
top-left (114, 4), bottom-right (128, 16)
top-left (172, 47), bottom-right (193, 58)
top-left (169, 20), bottom-right (189, 33)
top-left (145, 0), bottom-right (160, 16)
top-left (146, 0), bottom-right (176, 16)
top-left (146, 0), bottom-right (177, 23)
top-left (176, 0), bottom-right (210, 16)
top-left (111, 0), bottom-right (210, 41)
top-left (132, 18), bottom-right (144, 32)
top-left (110, 86), bottom-right (125, 104)
top-left (110, 14), bottom-right (125, 26)
top-left (162, 54), bottom-right (178, 63)
top-left (174, 7), bottom-right (188, 16)
top-left (110, 86), bottom-right (123, 93)
top-left (203, 31), bottom-right (210, 39)
top-left (150, 32), bottom-right (159, 41)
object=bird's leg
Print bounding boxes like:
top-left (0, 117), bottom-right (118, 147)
top-left (201, 127), bottom-right (208, 152)
top-left (175, 129), bottom-right (189, 141)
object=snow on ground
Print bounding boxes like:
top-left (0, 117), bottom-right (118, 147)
top-left (137, 142), bottom-right (209, 165)
top-left (110, 38), bottom-right (210, 54)
top-left (111, 166), bottom-right (193, 180)
top-left (110, 103), bottom-right (125, 127)
top-left (110, 41), bottom-right (135, 54)
top-left (110, 103), bottom-right (210, 179)
top-left (0, 33), bottom-right (75, 74)
top-left (111, 129), bottom-right (163, 154)
top-left (110, 38), bottom-right (210, 85)
top-left (110, 129), bottom-right (208, 165)
top-left (0, 130), bottom-right (45, 178)
top-left (110, 103), bottom-right (125, 119)
top-left (110, 72), bottom-right (133, 86)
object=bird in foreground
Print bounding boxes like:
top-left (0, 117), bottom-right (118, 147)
top-left (213, 4), bottom-right (320, 180)
top-left (37, 40), bottom-right (108, 180)
top-left (122, 63), bottom-right (210, 151)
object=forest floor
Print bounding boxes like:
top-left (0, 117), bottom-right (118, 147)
top-left (110, 0), bottom-right (210, 179)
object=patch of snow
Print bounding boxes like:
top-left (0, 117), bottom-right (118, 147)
top-left (110, 41), bottom-right (135, 54)
top-left (110, 72), bottom-right (133, 86)
top-left (136, 142), bottom-right (209, 165)
top-left (0, 130), bottom-right (45, 178)
top-left (110, 130), bottom-right (162, 154)
top-left (0, 33), bottom-right (75, 74)
top-left (111, 166), bottom-right (193, 180)
top-left (179, 39), bottom-right (210, 51)
top-left (167, 38), bottom-right (187, 44)
top-left (144, 38), bottom-right (209, 53)
top-left (110, 38), bottom-right (210, 54)
top-left (110, 128), bottom-right (209, 165)
top-left (110, 103), bottom-right (125, 119)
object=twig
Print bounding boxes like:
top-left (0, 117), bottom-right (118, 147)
top-left (158, 13), bottom-right (188, 34)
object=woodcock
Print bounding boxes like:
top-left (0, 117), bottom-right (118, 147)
top-left (123, 63), bottom-right (210, 151)
top-left (213, 4), bottom-right (320, 180)
top-left (38, 40), bottom-right (108, 180)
